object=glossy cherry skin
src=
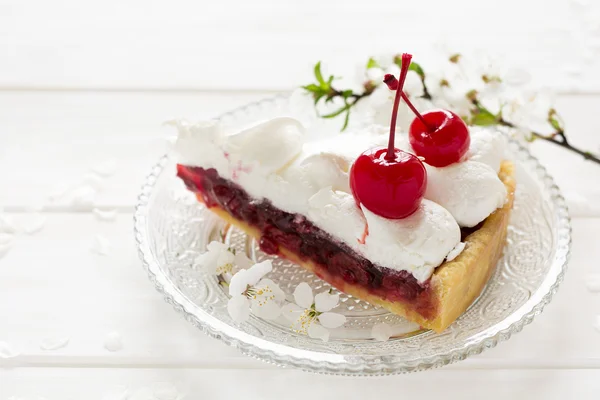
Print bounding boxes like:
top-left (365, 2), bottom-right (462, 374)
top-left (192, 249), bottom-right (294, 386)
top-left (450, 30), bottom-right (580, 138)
top-left (409, 109), bottom-right (470, 167)
top-left (350, 147), bottom-right (427, 219)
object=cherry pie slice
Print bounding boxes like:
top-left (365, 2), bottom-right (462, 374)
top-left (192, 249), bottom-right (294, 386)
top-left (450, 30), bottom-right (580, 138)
top-left (173, 114), bottom-right (514, 333)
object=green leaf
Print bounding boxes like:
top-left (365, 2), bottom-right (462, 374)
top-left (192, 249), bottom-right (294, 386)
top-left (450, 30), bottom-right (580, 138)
top-left (366, 57), bottom-right (380, 69)
top-left (321, 106), bottom-right (350, 119)
top-left (408, 62), bottom-right (425, 79)
top-left (548, 109), bottom-right (563, 132)
top-left (314, 61), bottom-right (326, 88)
top-left (470, 108), bottom-right (498, 126)
top-left (301, 84), bottom-right (321, 93)
top-left (341, 90), bottom-right (354, 98)
top-left (313, 93), bottom-right (325, 105)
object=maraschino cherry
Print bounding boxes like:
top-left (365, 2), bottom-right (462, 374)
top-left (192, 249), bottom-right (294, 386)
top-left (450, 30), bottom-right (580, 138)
top-left (383, 74), bottom-right (470, 167)
top-left (349, 53), bottom-right (427, 219)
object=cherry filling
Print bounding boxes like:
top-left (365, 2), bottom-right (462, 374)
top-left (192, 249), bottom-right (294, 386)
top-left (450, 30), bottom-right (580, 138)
top-left (177, 165), bottom-right (436, 316)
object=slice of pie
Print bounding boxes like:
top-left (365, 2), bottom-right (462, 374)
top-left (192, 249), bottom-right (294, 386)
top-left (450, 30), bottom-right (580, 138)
top-left (173, 50), bottom-right (513, 334)
top-left (173, 115), bottom-right (514, 333)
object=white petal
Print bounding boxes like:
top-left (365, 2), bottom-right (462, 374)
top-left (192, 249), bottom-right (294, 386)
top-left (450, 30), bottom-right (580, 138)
top-left (234, 252), bottom-right (253, 269)
top-left (195, 250), bottom-right (219, 274)
top-left (371, 323), bottom-right (393, 341)
top-left (256, 278), bottom-right (286, 302)
top-left (294, 282), bottom-right (314, 309)
top-left (0, 341), bottom-right (19, 358)
top-left (318, 312), bottom-right (346, 329)
top-left (314, 291), bottom-right (339, 312)
top-left (244, 260), bottom-right (273, 286)
top-left (594, 316), bottom-right (600, 334)
top-left (206, 241), bottom-right (228, 252)
top-left (0, 214), bottom-right (18, 234)
top-left (228, 269), bottom-right (251, 296)
top-left (0, 244), bottom-right (11, 260)
top-left (20, 214), bottom-right (46, 235)
top-left (91, 235), bottom-right (111, 256)
top-left (103, 331), bottom-right (123, 352)
top-left (215, 250), bottom-right (235, 269)
top-left (69, 184), bottom-right (97, 209)
top-left (93, 208), bottom-right (118, 222)
top-left (307, 323), bottom-right (330, 342)
top-left (251, 299), bottom-right (281, 320)
top-left (39, 335), bottom-right (70, 350)
top-left (281, 303), bottom-right (305, 322)
top-left (91, 159), bottom-right (118, 177)
top-left (586, 274), bottom-right (600, 293)
top-left (227, 295), bottom-right (251, 323)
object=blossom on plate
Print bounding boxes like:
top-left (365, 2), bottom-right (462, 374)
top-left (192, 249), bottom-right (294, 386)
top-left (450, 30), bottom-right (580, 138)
top-left (227, 260), bottom-right (285, 323)
top-left (281, 282), bottom-right (346, 342)
top-left (196, 241), bottom-right (253, 275)
top-left (371, 322), bottom-right (393, 342)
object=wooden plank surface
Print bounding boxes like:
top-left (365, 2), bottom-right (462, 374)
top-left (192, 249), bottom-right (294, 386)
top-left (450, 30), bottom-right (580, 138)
top-left (2, 0), bottom-right (600, 91)
top-left (0, 91), bottom-right (599, 214)
top-left (0, 213), bottom-right (597, 369)
top-left (0, 90), bottom-right (599, 396)
top-left (3, 368), bottom-right (600, 399)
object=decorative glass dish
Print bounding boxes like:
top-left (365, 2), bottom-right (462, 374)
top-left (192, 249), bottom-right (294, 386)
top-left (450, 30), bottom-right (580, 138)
top-left (134, 95), bottom-right (571, 375)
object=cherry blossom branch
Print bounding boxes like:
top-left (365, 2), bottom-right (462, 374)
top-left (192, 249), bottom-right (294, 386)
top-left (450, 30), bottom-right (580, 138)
top-left (301, 54), bottom-right (600, 166)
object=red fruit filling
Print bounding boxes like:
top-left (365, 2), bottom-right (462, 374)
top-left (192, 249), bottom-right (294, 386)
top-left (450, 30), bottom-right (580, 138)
top-left (177, 165), bottom-right (438, 316)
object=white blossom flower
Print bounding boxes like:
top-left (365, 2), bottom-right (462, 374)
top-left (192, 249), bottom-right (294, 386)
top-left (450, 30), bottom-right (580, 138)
top-left (196, 241), bottom-right (252, 276)
top-left (227, 260), bottom-right (285, 323)
top-left (281, 283), bottom-right (346, 342)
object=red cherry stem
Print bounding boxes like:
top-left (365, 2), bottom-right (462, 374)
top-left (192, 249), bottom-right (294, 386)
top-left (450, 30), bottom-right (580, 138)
top-left (383, 74), bottom-right (434, 132)
top-left (385, 53), bottom-right (412, 161)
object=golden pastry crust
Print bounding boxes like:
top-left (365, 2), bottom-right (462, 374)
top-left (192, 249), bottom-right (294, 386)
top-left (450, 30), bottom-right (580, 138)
top-left (201, 161), bottom-right (516, 333)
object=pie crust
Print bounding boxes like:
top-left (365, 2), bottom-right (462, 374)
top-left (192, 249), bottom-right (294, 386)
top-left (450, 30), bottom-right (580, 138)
top-left (192, 161), bottom-right (515, 332)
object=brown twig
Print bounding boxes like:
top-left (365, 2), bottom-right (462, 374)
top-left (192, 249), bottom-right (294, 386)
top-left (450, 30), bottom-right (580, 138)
top-left (498, 118), bottom-right (600, 165)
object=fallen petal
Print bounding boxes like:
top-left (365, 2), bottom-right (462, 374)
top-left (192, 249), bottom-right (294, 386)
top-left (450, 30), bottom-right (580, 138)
top-left (227, 295), bottom-right (251, 322)
top-left (0, 244), bottom-right (11, 260)
top-left (21, 214), bottom-right (46, 235)
top-left (40, 335), bottom-right (70, 350)
top-left (294, 282), bottom-right (314, 309)
top-left (0, 214), bottom-right (18, 234)
top-left (91, 159), bottom-right (118, 177)
top-left (371, 323), bottom-right (393, 342)
top-left (0, 341), bottom-right (19, 358)
top-left (104, 331), bottom-right (123, 352)
top-left (586, 275), bottom-right (600, 293)
top-left (69, 185), bottom-right (97, 210)
top-left (91, 234), bottom-right (111, 256)
top-left (307, 323), bottom-right (330, 342)
top-left (93, 208), bottom-right (118, 222)
top-left (595, 316), bottom-right (600, 334)
top-left (314, 291), bottom-right (339, 312)
top-left (318, 312), bottom-right (346, 329)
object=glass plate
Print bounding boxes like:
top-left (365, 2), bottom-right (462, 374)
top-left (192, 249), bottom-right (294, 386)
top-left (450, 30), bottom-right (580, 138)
top-left (134, 95), bottom-right (571, 375)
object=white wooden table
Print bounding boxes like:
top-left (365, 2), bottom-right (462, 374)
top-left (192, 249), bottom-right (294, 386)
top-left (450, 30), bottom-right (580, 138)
top-left (2, 0), bottom-right (600, 398)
